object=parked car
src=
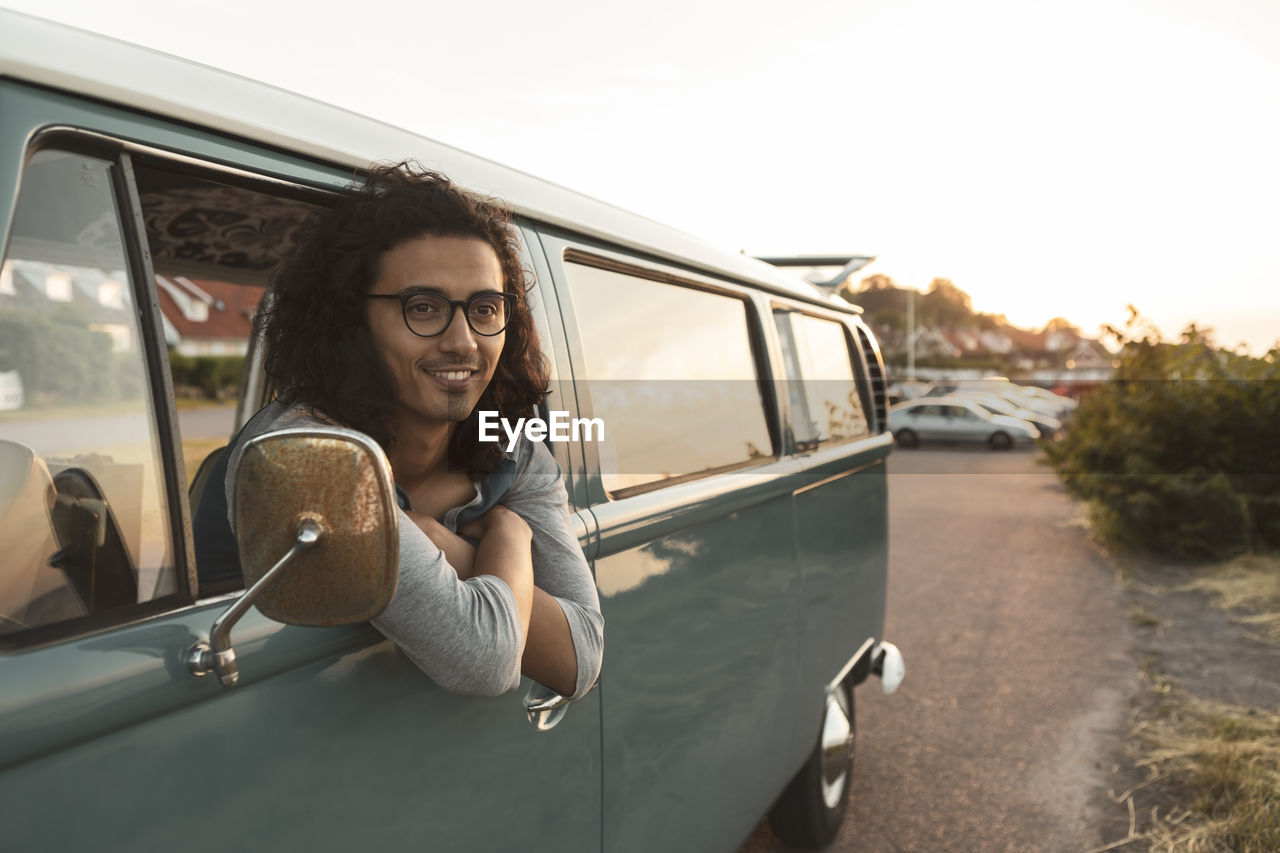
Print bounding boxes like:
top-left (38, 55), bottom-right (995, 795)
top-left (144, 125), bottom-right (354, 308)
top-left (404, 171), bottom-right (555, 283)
top-left (946, 390), bottom-right (1062, 439)
top-left (888, 397), bottom-right (1037, 450)
top-left (1018, 384), bottom-right (1078, 415)
top-left (0, 10), bottom-right (902, 852)
top-left (925, 379), bottom-right (1066, 421)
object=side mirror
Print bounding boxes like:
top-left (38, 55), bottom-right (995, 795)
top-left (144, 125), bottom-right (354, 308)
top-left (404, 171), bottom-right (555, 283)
top-left (188, 427), bottom-right (399, 687)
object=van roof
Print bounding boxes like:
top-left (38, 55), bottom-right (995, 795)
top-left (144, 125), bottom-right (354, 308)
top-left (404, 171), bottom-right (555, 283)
top-left (0, 9), bottom-right (855, 311)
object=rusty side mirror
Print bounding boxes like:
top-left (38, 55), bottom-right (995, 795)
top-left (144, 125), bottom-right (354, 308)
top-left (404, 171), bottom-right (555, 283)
top-left (189, 427), bottom-right (399, 687)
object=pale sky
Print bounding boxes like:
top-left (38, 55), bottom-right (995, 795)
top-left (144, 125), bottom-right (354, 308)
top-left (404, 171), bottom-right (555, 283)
top-left (6, 0), bottom-right (1279, 353)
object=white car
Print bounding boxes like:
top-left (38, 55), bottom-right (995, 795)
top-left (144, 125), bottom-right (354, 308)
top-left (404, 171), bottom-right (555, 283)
top-left (926, 381), bottom-right (1067, 421)
top-left (0, 370), bottom-right (23, 411)
top-left (888, 396), bottom-right (1038, 450)
top-left (1017, 384), bottom-right (1078, 415)
top-left (945, 390), bottom-right (1062, 439)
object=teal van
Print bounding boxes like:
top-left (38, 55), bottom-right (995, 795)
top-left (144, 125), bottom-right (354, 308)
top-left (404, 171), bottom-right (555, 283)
top-left (0, 10), bottom-right (902, 851)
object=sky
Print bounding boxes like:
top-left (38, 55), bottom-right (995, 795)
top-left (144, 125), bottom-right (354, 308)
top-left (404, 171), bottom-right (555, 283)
top-left (5, 0), bottom-right (1279, 353)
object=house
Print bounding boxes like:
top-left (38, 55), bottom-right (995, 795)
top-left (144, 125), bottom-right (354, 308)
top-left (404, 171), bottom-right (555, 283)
top-left (155, 275), bottom-right (262, 356)
top-left (911, 326), bottom-right (961, 359)
top-left (1, 259), bottom-right (137, 352)
top-left (1062, 339), bottom-right (1113, 369)
top-left (3, 261), bottom-right (261, 357)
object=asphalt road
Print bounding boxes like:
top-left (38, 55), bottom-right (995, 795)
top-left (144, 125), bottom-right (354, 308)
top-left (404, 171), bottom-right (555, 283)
top-left (0, 403), bottom-right (236, 456)
top-left (741, 445), bottom-right (1138, 852)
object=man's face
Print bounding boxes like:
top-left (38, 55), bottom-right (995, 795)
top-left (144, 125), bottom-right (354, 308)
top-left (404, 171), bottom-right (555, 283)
top-left (366, 234), bottom-right (506, 430)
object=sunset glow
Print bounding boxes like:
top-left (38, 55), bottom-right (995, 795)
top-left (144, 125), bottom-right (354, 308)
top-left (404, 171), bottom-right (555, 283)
top-left (5, 0), bottom-right (1278, 352)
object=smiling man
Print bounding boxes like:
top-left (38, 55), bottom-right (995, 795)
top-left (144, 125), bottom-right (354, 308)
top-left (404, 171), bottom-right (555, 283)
top-left (193, 163), bottom-right (602, 700)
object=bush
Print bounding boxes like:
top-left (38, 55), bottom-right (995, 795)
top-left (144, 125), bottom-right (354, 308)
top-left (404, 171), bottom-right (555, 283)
top-left (0, 307), bottom-right (118, 405)
top-left (166, 351), bottom-right (245, 400)
top-left (1045, 319), bottom-right (1280, 559)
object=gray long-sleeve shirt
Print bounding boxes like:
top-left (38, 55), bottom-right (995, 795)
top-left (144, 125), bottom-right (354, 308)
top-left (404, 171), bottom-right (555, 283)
top-left (227, 400), bottom-right (604, 699)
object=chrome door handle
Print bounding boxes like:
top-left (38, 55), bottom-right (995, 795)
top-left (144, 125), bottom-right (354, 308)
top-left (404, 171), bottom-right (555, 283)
top-left (525, 685), bottom-right (570, 731)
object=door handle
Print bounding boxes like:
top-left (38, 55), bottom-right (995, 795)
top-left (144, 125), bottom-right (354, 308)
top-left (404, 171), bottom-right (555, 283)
top-left (525, 684), bottom-right (570, 731)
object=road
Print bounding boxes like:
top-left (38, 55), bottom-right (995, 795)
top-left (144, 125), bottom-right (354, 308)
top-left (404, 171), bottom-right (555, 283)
top-left (0, 404), bottom-right (237, 455)
top-left (741, 445), bottom-right (1138, 852)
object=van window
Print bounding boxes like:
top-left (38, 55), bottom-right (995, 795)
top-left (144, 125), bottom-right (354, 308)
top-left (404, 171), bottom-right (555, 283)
top-left (564, 262), bottom-right (772, 497)
top-left (0, 150), bottom-right (178, 636)
top-left (129, 161), bottom-right (325, 593)
top-left (773, 311), bottom-right (869, 448)
top-left (131, 164), bottom-right (319, 489)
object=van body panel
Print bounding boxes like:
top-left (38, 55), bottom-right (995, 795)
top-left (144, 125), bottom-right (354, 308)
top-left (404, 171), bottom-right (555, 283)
top-left (592, 480), bottom-right (802, 852)
top-left (0, 603), bottom-right (364, 768)
top-left (792, 442), bottom-right (891, 708)
top-left (0, 621), bottom-right (602, 851)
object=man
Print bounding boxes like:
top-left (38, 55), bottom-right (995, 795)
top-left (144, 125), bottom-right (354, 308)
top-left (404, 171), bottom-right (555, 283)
top-left (194, 163), bottom-right (602, 700)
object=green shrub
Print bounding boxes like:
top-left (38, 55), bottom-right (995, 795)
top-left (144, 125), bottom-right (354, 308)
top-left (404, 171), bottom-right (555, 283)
top-left (1045, 319), bottom-right (1280, 559)
top-left (167, 351), bottom-right (245, 399)
top-left (0, 307), bottom-right (118, 405)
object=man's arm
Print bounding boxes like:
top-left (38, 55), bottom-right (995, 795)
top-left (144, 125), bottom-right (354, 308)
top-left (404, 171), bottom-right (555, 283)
top-left (411, 511), bottom-right (577, 697)
top-left (408, 508), bottom-right (534, 637)
top-left (500, 441), bottom-right (604, 701)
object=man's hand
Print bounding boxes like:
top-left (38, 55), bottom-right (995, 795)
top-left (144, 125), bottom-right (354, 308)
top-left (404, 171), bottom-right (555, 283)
top-left (409, 506), bottom-right (574, 696)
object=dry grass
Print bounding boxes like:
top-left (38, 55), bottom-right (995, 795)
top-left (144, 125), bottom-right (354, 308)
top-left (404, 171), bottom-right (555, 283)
top-left (1131, 697), bottom-right (1280, 852)
top-left (1181, 555), bottom-right (1280, 643)
top-left (1090, 556), bottom-right (1280, 853)
top-left (182, 437), bottom-right (227, 486)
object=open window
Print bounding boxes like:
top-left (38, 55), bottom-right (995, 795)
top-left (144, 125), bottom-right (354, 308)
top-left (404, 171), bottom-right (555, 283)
top-left (0, 137), bottom-right (331, 643)
top-left (129, 157), bottom-right (329, 595)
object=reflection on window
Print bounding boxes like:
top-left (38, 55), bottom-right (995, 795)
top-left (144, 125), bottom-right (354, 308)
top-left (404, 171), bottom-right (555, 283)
top-left (98, 278), bottom-right (125, 309)
top-left (565, 263), bottom-right (772, 496)
top-left (0, 150), bottom-right (177, 636)
top-left (774, 312), bottom-right (869, 447)
top-left (45, 272), bottom-right (73, 302)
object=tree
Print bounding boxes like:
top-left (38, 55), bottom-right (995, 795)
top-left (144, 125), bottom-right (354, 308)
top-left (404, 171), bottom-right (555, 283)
top-left (925, 277), bottom-right (973, 311)
top-left (920, 278), bottom-right (975, 328)
top-left (871, 309), bottom-right (905, 333)
top-left (840, 273), bottom-right (895, 305)
top-left (859, 273), bottom-right (897, 291)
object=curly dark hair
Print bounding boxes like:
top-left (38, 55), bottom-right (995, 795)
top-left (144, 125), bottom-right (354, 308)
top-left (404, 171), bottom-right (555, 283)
top-left (261, 161), bottom-right (549, 474)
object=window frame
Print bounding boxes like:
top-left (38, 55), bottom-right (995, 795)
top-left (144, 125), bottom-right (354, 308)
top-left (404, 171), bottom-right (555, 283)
top-left (769, 300), bottom-right (875, 454)
top-left (0, 131), bottom-right (191, 648)
top-left (0, 127), bottom-right (339, 649)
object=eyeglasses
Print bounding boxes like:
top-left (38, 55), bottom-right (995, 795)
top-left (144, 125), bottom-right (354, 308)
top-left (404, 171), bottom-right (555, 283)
top-left (366, 290), bottom-right (515, 338)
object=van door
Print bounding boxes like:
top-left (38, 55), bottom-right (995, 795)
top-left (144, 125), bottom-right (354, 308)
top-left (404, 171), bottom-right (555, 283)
top-left (0, 100), bottom-right (599, 851)
top-left (547, 244), bottom-right (803, 852)
top-left (772, 308), bottom-right (892, 699)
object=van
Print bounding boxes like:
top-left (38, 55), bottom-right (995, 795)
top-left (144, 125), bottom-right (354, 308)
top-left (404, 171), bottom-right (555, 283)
top-left (0, 10), bottom-right (902, 851)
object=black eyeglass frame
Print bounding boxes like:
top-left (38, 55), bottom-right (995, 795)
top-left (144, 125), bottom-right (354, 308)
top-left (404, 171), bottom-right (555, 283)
top-left (366, 290), bottom-right (517, 338)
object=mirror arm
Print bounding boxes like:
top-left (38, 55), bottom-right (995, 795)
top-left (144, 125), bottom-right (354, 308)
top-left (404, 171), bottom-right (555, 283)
top-left (187, 519), bottom-right (324, 687)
